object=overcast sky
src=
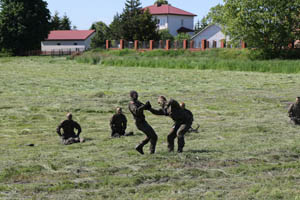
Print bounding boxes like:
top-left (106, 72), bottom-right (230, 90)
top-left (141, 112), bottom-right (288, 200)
top-left (46, 0), bottom-right (223, 29)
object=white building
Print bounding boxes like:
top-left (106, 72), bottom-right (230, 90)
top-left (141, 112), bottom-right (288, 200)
top-left (144, 4), bottom-right (197, 36)
top-left (191, 24), bottom-right (229, 48)
top-left (41, 30), bottom-right (95, 52)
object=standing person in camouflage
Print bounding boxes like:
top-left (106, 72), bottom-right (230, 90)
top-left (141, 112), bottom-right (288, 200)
top-left (56, 113), bottom-right (84, 145)
top-left (110, 107), bottom-right (127, 137)
top-left (288, 97), bottom-right (300, 125)
top-left (149, 96), bottom-right (193, 153)
top-left (128, 91), bottom-right (157, 155)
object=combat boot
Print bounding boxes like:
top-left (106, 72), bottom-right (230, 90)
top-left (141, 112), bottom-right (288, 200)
top-left (135, 144), bottom-right (144, 155)
top-left (177, 148), bottom-right (183, 153)
top-left (150, 145), bottom-right (156, 154)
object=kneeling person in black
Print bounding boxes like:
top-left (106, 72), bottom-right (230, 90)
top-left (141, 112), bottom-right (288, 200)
top-left (110, 107), bottom-right (128, 137)
top-left (56, 113), bottom-right (84, 145)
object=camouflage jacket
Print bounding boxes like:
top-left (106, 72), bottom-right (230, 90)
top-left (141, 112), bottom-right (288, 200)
top-left (56, 119), bottom-right (81, 139)
top-left (110, 113), bottom-right (127, 130)
top-left (150, 99), bottom-right (193, 123)
top-left (288, 103), bottom-right (300, 119)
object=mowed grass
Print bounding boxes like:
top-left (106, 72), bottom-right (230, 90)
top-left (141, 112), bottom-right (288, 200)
top-left (0, 56), bottom-right (300, 199)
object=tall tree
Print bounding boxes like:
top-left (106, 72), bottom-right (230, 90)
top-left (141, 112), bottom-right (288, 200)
top-left (0, 0), bottom-right (51, 55)
top-left (221, 0), bottom-right (300, 56)
top-left (90, 21), bottom-right (110, 48)
top-left (109, 13), bottom-right (122, 40)
top-left (60, 14), bottom-right (72, 30)
top-left (50, 11), bottom-right (61, 30)
top-left (120, 0), bottom-right (159, 41)
top-left (50, 11), bottom-right (73, 30)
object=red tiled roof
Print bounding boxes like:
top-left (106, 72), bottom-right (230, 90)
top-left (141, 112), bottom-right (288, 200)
top-left (46, 30), bottom-right (95, 41)
top-left (144, 4), bottom-right (197, 16)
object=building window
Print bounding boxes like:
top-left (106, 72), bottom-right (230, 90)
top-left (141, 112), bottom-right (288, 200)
top-left (57, 43), bottom-right (61, 46)
top-left (157, 19), bottom-right (160, 25)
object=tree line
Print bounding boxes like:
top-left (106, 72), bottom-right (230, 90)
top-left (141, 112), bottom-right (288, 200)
top-left (0, 0), bottom-right (299, 57)
top-left (0, 0), bottom-right (72, 55)
top-left (197, 0), bottom-right (300, 58)
top-left (90, 0), bottom-right (190, 49)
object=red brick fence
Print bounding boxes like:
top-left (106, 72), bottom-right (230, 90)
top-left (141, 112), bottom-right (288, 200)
top-left (106, 39), bottom-right (247, 51)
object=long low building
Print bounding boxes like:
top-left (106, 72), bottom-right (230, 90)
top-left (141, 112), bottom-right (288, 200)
top-left (41, 30), bottom-right (95, 53)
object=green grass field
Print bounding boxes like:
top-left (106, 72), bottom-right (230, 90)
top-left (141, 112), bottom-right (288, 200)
top-left (1, 56), bottom-right (300, 199)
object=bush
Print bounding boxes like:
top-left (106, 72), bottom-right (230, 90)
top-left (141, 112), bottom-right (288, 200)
top-left (75, 53), bottom-right (101, 65)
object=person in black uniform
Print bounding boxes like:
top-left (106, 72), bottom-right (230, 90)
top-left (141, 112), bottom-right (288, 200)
top-left (128, 91), bottom-right (157, 154)
top-left (288, 97), bottom-right (300, 125)
top-left (149, 96), bottom-right (193, 153)
top-left (110, 107), bottom-right (127, 137)
top-left (56, 113), bottom-right (84, 145)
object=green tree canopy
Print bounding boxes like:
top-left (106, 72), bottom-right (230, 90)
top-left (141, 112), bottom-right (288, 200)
top-left (154, 0), bottom-right (169, 5)
top-left (60, 14), bottom-right (72, 30)
top-left (220, 0), bottom-right (300, 56)
top-left (119, 0), bottom-right (159, 41)
top-left (50, 11), bottom-right (72, 30)
top-left (174, 33), bottom-right (191, 41)
top-left (0, 0), bottom-right (51, 55)
top-left (159, 29), bottom-right (174, 41)
top-left (109, 13), bottom-right (122, 40)
top-left (50, 11), bottom-right (61, 30)
top-left (90, 21), bottom-right (110, 48)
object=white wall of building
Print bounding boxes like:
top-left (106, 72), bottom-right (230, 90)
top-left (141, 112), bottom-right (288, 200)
top-left (154, 15), bottom-right (194, 36)
top-left (41, 33), bottom-right (95, 52)
top-left (192, 24), bottom-right (230, 48)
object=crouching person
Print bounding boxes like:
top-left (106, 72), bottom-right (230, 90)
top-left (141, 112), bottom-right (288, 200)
top-left (56, 113), bottom-right (84, 145)
top-left (288, 97), bottom-right (300, 125)
top-left (110, 107), bottom-right (133, 137)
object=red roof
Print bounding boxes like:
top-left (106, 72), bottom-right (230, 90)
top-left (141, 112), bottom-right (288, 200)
top-left (144, 4), bottom-right (197, 16)
top-left (46, 30), bottom-right (95, 41)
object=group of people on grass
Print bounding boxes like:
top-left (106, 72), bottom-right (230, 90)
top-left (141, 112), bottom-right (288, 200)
top-left (57, 92), bottom-right (300, 155)
top-left (56, 90), bottom-right (195, 154)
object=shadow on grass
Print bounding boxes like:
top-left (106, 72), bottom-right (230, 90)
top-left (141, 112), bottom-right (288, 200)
top-left (186, 149), bottom-right (223, 154)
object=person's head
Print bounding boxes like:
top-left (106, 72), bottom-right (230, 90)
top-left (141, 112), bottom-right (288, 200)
top-left (116, 107), bottom-right (122, 114)
top-left (180, 102), bottom-right (185, 109)
top-left (66, 113), bottom-right (72, 120)
top-left (157, 96), bottom-right (167, 107)
top-left (130, 90), bottom-right (138, 101)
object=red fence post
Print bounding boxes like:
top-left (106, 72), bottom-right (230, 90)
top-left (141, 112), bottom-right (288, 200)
top-left (106, 40), bottom-right (110, 49)
top-left (149, 40), bottom-right (154, 50)
top-left (166, 40), bottom-right (170, 50)
top-left (120, 39), bottom-right (124, 50)
top-left (201, 40), bottom-right (207, 50)
top-left (241, 41), bottom-right (247, 49)
top-left (221, 39), bottom-right (225, 48)
top-left (183, 40), bottom-right (187, 50)
top-left (134, 40), bottom-right (139, 50)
